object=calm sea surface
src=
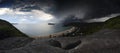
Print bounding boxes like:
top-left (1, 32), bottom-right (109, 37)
top-left (13, 23), bottom-right (70, 37)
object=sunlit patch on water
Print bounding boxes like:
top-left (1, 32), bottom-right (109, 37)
top-left (13, 23), bottom-right (70, 37)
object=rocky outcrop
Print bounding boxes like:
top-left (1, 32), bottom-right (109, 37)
top-left (0, 16), bottom-right (120, 53)
top-left (0, 29), bottom-right (120, 53)
top-left (63, 40), bottom-right (81, 50)
top-left (0, 37), bottom-right (33, 50)
top-left (47, 39), bottom-right (61, 48)
top-left (69, 29), bottom-right (120, 53)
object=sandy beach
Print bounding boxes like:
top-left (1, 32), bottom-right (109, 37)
top-left (33, 27), bottom-right (76, 38)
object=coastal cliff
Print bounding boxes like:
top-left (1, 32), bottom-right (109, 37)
top-left (0, 16), bottom-right (120, 53)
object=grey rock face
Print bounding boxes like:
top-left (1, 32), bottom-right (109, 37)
top-left (0, 29), bottom-right (120, 53)
top-left (47, 39), bottom-right (62, 48)
top-left (0, 37), bottom-right (33, 50)
top-left (69, 29), bottom-right (120, 53)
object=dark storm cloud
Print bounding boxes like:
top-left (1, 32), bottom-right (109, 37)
top-left (11, 0), bottom-right (56, 13)
top-left (84, 0), bottom-right (120, 19)
top-left (0, 0), bottom-right (56, 13)
top-left (54, 0), bottom-right (120, 19)
top-left (0, 0), bottom-right (120, 20)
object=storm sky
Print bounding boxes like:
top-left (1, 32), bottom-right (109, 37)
top-left (0, 0), bottom-right (120, 23)
top-left (55, 0), bottom-right (120, 19)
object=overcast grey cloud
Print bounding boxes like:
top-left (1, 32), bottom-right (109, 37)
top-left (54, 0), bottom-right (120, 19)
top-left (0, 0), bottom-right (120, 22)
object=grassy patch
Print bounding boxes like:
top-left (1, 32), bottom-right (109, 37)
top-left (103, 16), bottom-right (120, 29)
top-left (0, 19), bottom-right (28, 39)
top-left (67, 15), bottom-right (120, 37)
top-left (84, 16), bottom-right (120, 35)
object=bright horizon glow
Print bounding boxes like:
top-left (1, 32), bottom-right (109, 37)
top-left (32, 10), bottom-right (54, 21)
top-left (0, 8), bottom-right (55, 23)
top-left (86, 14), bottom-right (120, 22)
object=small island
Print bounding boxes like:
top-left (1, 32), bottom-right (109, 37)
top-left (0, 14), bottom-right (120, 53)
top-left (48, 23), bottom-right (55, 25)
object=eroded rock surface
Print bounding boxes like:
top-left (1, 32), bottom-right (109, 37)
top-left (0, 29), bottom-right (120, 53)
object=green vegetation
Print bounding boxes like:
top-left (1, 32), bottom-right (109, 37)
top-left (70, 22), bottom-right (103, 36)
top-left (0, 15), bottom-right (120, 38)
top-left (82, 15), bottom-right (120, 35)
top-left (80, 22), bottom-right (104, 35)
top-left (0, 19), bottom-right (28, 40)
top-left (66, 15), bottom-right (120, 37)
top-left (103, 16), bottom-right (120, 29)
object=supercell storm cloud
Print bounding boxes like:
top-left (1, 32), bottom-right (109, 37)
top-left (0, 0), bottom-right (120, 23)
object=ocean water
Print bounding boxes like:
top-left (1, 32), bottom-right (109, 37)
top-left (13, 23), bottom-right (70, 37)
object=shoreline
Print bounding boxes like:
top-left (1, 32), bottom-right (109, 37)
top-left (33, 27), bottom-right (76, 39)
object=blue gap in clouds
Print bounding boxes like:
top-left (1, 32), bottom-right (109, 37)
top-left (0, 0), bottom-right (15, 8)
